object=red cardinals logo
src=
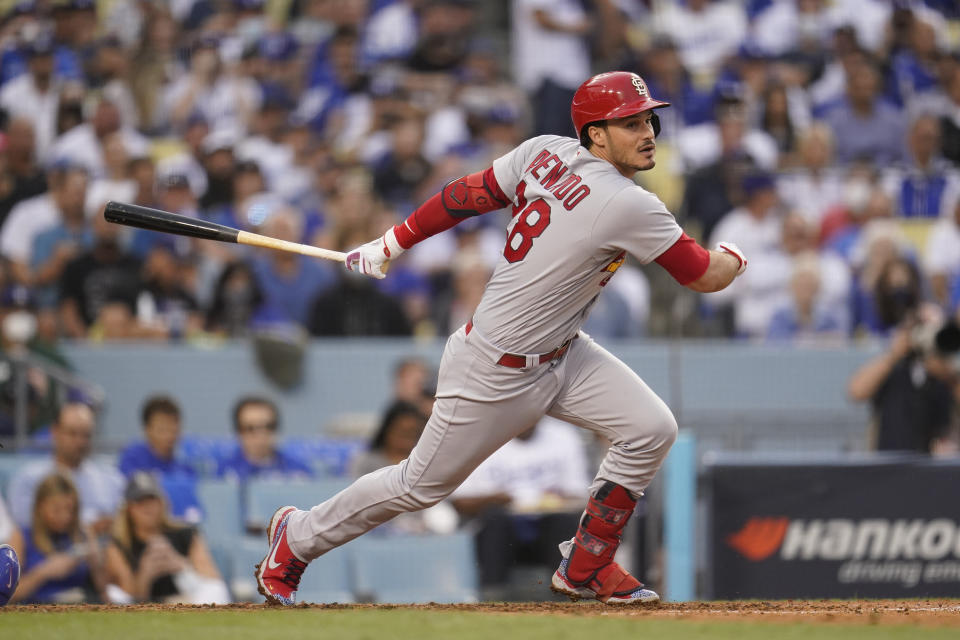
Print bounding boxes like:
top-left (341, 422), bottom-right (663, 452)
top-left (726, 517), bottom-right (790, 561)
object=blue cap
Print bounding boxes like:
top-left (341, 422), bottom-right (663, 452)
top-left (23, 31), bottom-right (55, 57)
top-left (259, 32), bottom-right (298, 61)
top-left (742, 171), bottom-right (776, 196)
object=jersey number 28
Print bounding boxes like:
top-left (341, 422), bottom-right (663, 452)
top-left (505, 181), bottom-right (551, 262)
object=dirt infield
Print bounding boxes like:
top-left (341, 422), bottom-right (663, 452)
top-left (6, 600), bottom-right (960, 626)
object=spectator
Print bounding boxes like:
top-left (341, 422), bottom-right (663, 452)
top-left (217, 395), bottom-right (313, 481)
top-left (251, 206), bottom-right (336, 328)
top-left (83, 131), bottom-right (137, 219)
top-left (1, 163), bottom-right (87, 288)
top-left (58, 206), bottom-right (144, 339)
top-left (135, 244), bottom-right (202, 339)
top-left (734, 212), bottom-right (851, 338)
top-left (0, 31), bottom-right (66, 160)
top-left (848, 314), bottom-right (960, 454)
top-left (161, 34), bottom-right (260, 137)
top-left (308, 270), bottom-right (412, 337)
top-left (390, 357), bottom-right (437, 418)
top-left (939, 65), bottom-right (960, 166)
top-left (0, 118), bottom-right (47, 228)
top-left (6, 472), bottom-right (104, 603)
top-left (7, 402), bottom-right (123, 533)
top-left (749, 0), bottom-right (833, 58)
top-left (652, 0), bottom-right (748, 82)
top-left (104, 472), bottom-right (228, 604)
top-left (925, 189), bottom-right (960, 309)
top-left (511, 0), bottom-right (591, 136)
top-left (351, 400), bottom-right (427, 478)
top-left (204, 259), bottom-right (264, 337)
top-left (882, 112), bottom-right (958, 218)
top-left (821, 56), bottom-right (906, 166)
top-left (776, 123), bottom-right (844, 227)
top-left (850, 231), bottom-right (917, 336)
top-left (766, 253), bottom-right (846, 341)
top-left (117, 396), bottom-right (200, 523)
top-left (450, 417), bottom-right (590, 599)
top-left (128, 9), bottom-right (182, 134)
top-left (373, 116), bottom-right (434, 211)
top-left (49, 98), bottom-right (150, 180)
top-left (27, 168), bottom-right (91, 308)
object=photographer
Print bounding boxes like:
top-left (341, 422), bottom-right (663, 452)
top-left (848, 294), bottom-right (960, 454)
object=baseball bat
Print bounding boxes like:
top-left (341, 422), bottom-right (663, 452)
top-left (103, 201), bottom-right (347, 263)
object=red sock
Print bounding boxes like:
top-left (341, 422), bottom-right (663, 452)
top-left (566, 482), bottom-right (636, 583)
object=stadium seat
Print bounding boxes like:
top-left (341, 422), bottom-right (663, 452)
top-left (0, 454), bottom-right (45, 499)
top-left (245, 477), bottom-right (352, 532)
top-left (350, 533), bottom-right (479, 604)
top-left (228, 536), bottom-right (354, 603)
top-left (195, 477), bottom-right (244, 540)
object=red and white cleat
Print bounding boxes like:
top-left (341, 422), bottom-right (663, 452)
top-left (255, 506), bottom-right (308, 606)
top-left (550, 555), bottom-right (660, 605)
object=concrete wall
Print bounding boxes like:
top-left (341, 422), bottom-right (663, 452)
top-left (62, 338), bottom-right (878, 451)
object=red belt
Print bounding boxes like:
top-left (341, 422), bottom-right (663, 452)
top-left (466, 320), bottom-right (574, 369)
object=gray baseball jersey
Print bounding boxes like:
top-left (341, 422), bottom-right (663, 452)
top-left (478, 134), bottom-right (682, 353)
top-left (286, 135), bottom-right (681, 564)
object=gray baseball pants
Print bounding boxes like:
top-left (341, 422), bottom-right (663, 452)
top-left (286, 324), bottom-right (677, 561)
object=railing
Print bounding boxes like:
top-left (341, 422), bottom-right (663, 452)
top-left (1, 348), bottom-right (106, 451)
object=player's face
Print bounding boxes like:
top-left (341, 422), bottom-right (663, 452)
top-left (595, 112), bottom-right (658, 177)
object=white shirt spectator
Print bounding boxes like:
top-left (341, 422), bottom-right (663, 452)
top-left (48, 125), bottom-right (150, 179)
top-left (676, 122), bottom-right (779, 172)
top-left (0, 193), bottom-right (60, 264)
top-left (827, 0), bottom-right (891, 54)
top-left (85, 178), bottom-right (137, 218)
top-left (0, 74), bottom-right (61, 160)
top-left (162, 74), bottom-right (261, 137)
top-left (452, 417), bottom-right (589, 511)
top-left (511, 0), bottom-right (591, 92)
top-left (750, 0), bottom-right (833, 57)
top-left (925, 216), bottom-right (960, 279)
top-left (363, 0), bottom-right (418, 62)
top-left (7, 458), bottom-right (124, 529)
top-left (738, 249), bottom-right (851, 338)
top-left (653, 0), bottom-right (747, 80)
top-left (777, 169), bottom-right (845, 226)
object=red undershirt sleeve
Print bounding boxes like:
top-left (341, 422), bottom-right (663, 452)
top-left (393, 167), bottom-right (510, 249)
top-left (654, 232), bottom-right (711, 285)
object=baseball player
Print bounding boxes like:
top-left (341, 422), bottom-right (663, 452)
top-left (256, 71), bottom-right (747, 605)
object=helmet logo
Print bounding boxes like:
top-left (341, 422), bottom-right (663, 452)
top-left (631, 75), bottom-right (648, 97)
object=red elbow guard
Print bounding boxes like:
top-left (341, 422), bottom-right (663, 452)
top-left (654, 233), bottom-right (711, 285)
top-left (394, 167), bottom-right (509, 248)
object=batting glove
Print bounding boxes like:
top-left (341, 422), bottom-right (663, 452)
top-left (715, 241), bottom-right (747, 276)
top-left (344, 227), bottom-right (404, 279)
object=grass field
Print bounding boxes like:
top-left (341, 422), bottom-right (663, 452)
top-left (3, 602), bottom-right (959, 640)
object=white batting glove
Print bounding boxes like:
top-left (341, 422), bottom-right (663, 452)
top-left (715, 241), bottom-right (747, 276)
top-left (344, 227), bottom-right (404, 279)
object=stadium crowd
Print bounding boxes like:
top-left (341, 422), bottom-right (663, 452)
top-left (2, 0), bottom-right (960, 604)
top-left (0, 0), bottom-right (953, 348)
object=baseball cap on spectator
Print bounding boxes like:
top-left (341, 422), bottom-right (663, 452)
top-left (23, 31), bottom-right (55, 57)
top-left (202, 128), bottom-right (239, 155)
top-left (260, 85), bottom-right (296, 112)
top-left (124, 472), bottom-right (164, 502)
top-left (0, 284), bottom-right (36, 310)
top-left (741, 171), bottom-right (776, 197)
top-left (258, 32), bottom-right (298, 62)
top-left (160, 173), bottom-right (191, 192)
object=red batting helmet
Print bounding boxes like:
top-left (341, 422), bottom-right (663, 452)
top-left (571, 71), bottom-right (670, 137)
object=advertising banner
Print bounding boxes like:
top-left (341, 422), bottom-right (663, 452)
top-left (708, 459), bottom-right (960, 598)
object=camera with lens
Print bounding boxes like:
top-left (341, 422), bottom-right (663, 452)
top-left (912, 318), bottom-right (960, 372)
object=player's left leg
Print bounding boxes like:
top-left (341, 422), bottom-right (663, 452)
top-left (545, 334), bottom-right (677, 604)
